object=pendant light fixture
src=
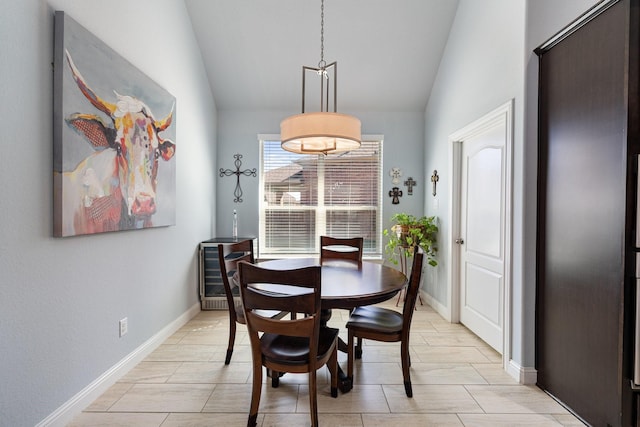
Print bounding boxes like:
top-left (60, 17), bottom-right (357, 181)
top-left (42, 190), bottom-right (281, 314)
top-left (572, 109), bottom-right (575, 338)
top-left (280, 0), bottom-right (361, 155)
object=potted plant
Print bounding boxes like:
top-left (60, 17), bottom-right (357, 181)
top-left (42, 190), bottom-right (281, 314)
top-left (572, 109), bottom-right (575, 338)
top-left (383, 213), bottom-right (438, 267)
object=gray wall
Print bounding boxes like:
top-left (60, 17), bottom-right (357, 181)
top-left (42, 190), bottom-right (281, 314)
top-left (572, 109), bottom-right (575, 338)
top-left (422, 0), bottom-right (600, 371)
top-left (0, 1), bottom-right (217, 425)
top-left (423, 0), bottom-right (526, 308)
top-left (216, 110), bottom-right (426, 254)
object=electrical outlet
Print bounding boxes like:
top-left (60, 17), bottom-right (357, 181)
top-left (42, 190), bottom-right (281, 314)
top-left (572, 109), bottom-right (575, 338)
top-left (119, 317), bottom-right (128, 337)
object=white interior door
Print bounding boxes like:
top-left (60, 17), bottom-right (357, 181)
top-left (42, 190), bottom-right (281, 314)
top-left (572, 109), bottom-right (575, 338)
top-left (451, 102), bottom-right (512, 356)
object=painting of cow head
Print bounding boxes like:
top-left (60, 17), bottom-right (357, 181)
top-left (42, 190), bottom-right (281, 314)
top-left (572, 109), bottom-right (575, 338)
top-left (53, 12), bottom-right (176, 237)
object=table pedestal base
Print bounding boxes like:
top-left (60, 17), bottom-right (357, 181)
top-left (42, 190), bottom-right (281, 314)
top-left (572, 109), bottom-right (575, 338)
top-left (321, 308), bottom-right (353, 393)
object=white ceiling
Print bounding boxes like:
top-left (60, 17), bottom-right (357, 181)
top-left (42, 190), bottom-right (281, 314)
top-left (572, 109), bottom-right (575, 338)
top-left (185, 0), bottom-right (459, 113)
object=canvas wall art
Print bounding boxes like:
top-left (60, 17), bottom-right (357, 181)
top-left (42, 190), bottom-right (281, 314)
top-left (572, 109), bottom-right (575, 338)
top-left (53, 11), bottom-right (176, 237)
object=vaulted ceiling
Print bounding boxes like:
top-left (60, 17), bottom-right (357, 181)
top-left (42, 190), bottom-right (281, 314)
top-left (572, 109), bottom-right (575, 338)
top-left (185, 0), bottom-right (460, 113)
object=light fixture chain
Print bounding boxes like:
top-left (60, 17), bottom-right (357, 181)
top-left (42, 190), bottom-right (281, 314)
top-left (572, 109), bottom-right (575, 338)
top-left (319, 0), bottom-right (325, 69)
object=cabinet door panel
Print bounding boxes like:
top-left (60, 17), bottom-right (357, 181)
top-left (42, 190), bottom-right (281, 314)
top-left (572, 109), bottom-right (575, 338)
top-left (536, 2), bottom-right (629, 426)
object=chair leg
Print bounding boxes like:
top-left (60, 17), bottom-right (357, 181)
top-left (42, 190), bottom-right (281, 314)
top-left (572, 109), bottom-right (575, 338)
top-left (225, 318), bottom-right (236, 365)
top-left (400, 340), bottom-right (412, 398)
top-left (355, 337), bottom-right (363, 359)
top-left (347, 330), bottom-right (355, 388)
top-left (271, 371), bottom-right (280, 388)
top-left (309, 370), bottom-right (318, 427)
top-left (396, 287), bottom-right (404, 306)
top-left (329, 345), bottom-right (338, 397)
top-left (248, 363), bottom-right (263, 426)
top-left (348, 308), bottom-right (363, 359)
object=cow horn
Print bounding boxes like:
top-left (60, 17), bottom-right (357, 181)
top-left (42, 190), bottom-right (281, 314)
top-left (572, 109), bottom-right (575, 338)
top-left (155, 102), bottom-right (174, 132)
top-left (65, 49), bottom-right (116, 117)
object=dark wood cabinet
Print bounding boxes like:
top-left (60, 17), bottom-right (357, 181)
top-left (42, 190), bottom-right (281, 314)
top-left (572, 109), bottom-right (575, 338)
top-left (536, 0), bottom-right (640, 425)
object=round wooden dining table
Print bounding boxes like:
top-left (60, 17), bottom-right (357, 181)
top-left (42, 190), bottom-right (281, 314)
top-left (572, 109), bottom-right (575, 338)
top-left (257, 257), bottom-right (408, 310)
top-left (256, 257), bottom-right (407, 392)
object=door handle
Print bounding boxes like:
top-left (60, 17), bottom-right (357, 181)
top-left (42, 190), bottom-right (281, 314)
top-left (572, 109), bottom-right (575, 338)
top-left (455, 238), bottom-right (465, 245)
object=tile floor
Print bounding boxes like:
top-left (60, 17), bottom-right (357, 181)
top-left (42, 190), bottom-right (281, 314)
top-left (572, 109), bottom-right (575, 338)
top-left (70, 300), bottom-right (585, 426)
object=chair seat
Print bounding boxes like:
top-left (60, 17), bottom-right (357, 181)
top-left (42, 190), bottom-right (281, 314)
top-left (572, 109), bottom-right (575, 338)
top-left (261, 327), bottom-right (339, 365)
top-left (346, 306), bottom-right (403, 334)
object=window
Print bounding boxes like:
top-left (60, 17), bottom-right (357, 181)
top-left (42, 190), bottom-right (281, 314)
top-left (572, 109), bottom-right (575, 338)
top-left (259, 135), bottom-right (383, 258)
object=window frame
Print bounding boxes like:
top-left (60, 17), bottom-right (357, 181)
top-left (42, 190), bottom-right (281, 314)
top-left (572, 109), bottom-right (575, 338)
top-left (258, 134), bottom-right (384, 259)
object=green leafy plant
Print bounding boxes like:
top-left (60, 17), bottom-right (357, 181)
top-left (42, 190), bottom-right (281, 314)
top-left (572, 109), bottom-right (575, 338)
top-left (383, 213), bottom-right (438, 267)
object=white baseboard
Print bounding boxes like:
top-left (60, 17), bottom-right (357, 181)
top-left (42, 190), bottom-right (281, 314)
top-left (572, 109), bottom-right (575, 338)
top-left (507, 359), bottom-right (537, 384)
top-left (421, 290), bottom-right (451, 321)
top-left (36, 302), bottom-right (201, 427)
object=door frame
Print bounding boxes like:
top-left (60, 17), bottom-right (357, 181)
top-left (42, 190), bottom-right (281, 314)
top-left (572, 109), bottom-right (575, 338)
top-left (447, 99), bottom-right (514, 373)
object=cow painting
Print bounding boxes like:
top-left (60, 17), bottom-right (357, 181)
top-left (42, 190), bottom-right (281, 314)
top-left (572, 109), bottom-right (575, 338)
top-left (54, 49), bottom-right (176, 237)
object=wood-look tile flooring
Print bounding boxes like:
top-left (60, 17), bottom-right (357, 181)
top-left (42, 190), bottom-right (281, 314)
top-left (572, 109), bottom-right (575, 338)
top-left (70, 300), bottom-right (585, 426)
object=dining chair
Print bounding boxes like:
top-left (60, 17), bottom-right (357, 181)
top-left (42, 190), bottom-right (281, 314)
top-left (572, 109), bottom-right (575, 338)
top-left (238, 261), bottom-right (339, 427)
top-left (320, 236), bottom-right (364, 263)
top-left (320, 235), bottom-right (365, 358)
top-left (217, 239), bottom-right (287, 365)
top-left (345, 248), bottom-right (424, 397)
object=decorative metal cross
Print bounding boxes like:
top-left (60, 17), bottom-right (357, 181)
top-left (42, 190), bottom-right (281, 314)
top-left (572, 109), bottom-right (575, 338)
top-left (404, 176), bottom-right (417, 195)
top-left (389, 186), bottom-right (403, 204)
top-left (219, 154), bottom-right (256, 203)
top-left (389, 167), bottom-right (402, 184)
top-left (431, 170), bottom-right (439, 197)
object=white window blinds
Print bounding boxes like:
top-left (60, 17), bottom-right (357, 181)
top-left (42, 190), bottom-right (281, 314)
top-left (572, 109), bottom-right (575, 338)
top-left (259, 136), bottom-right (382, 257)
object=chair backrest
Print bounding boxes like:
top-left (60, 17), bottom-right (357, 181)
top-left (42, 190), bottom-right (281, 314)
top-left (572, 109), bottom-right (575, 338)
top-left (238, 262), bottom-right (322, 364)
top-left (218, 240), bottom-right (255, 317)
top-left (320, 236), bottom-right (364, 263)
top-left (402, 248), bottom-right (425, 333)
